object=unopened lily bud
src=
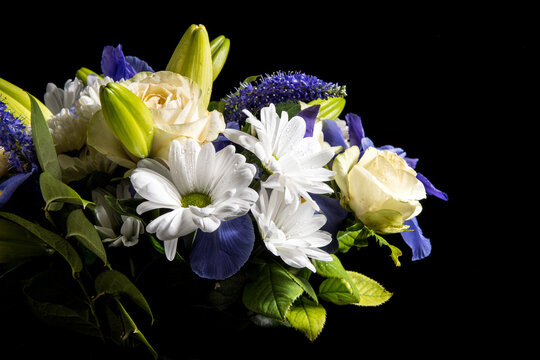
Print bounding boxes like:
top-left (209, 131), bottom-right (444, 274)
top-left (210, 35), bottom-right (230, 81)
top-left (76, 67), bottom-right (102, 86)
top-left (99, 82), bottom-right (154, 159)
top-left (0, 77), bottom-right (52, 125)
top-left (166, 24), bottom-right (213, 110)
top-left (308, 97), bottom-right (346, 120)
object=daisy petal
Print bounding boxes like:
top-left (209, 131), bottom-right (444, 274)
top-left (163, 238), bottom-right (179, 261)
top-left (130, 168), bottom-right (181, 210)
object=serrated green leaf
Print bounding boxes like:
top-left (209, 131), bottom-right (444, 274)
top-left (0, 212), bottom-right (83, 277)
top-left (286, 296), bottom-right (326, 342)
top-left (372, 232), bottom-right (403, 267)
top-left (346, 271), bottom-right (393, 306)
top-left (30, 95), bottom-right (61, 180)
top-left (319, 277), bottom-right (360, 305)
top-left (66, 209), bottom-right (107, 265)
top-left (290, 272), bottom-right (318, 304)
top-left (95, 269), bottom-right (154, 323)
top-left (242, 261), bottom-right (305, 320)
top-left (39, 171), bottom-right (94, 211)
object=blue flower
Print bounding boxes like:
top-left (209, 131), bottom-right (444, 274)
top-left (0, 168), bottom-right (36, 208)
top-left (190, 214), bottom-right (255, 280)
top-left (101, 44), bottom-right (154, 81)
top-left (222, 71), bottom-right (347, 124)
top-left (0, 98), bottom-right (37, 173)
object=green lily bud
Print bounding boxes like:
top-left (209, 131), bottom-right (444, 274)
top-left (166, 24), bottom-right (213, 110)
top-left (76, 67), bottom-right (102, 86)
top-left (0, 77), bottom-right (53, 126)
top-left (210, 35), bottom-right (230, 81)
top-left (308, 97), bottom-right (346, 120)
top-left (99, 82), bottom-right (154, 159)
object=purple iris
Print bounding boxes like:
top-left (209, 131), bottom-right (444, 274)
top-left (190, 214), bottom-right (255, 280)
top-left (101, 44), bottom-right (154, 81)
top-left (320, 112), bottom-right (448, 260)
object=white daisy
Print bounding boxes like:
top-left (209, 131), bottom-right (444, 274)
top-left (251, 188), bottom-right (333, 272)
top-left (223, 104), bottom-right (335, 211)
top-left (130, 139), bottom-right (258, 261)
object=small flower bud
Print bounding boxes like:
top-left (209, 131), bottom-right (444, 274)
top-left (210, 35), bottom-right (230, 81)
top-left (99, 82), bottom-right (154, 159)
top-left (166, 24), bottom-right (213, 110)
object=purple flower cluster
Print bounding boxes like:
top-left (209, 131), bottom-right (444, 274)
top-left (222, 71), bottom-right (347, 123)
top-left (0, 98), bottom-right (37, 173)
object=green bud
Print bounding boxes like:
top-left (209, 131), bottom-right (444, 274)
top-left (76, 67), bottom-right (102, 86)
top-left (210, 35), bottom-right (230, 81)
top-left (0, 77), bottom-right (53, 126)
top-left (99, 82), bottom-right (154, 159)
top-left (166, 24), bottom-right (213, 110)
top-left (308, 97), bottom-right (346, 120)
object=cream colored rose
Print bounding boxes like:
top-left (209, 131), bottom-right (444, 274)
top-left (334, 146), bottom-right (426, 233)
top-left (121, 71), bottom-right (225, 159)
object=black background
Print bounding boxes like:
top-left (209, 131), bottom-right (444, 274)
top-left (1, 3), bottom-right (534, 359)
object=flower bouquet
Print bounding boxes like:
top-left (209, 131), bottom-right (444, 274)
top-left (0, 23), bottom-right (447, 358)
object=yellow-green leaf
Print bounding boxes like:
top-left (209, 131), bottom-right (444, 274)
top-left (346, 271), bottom-right (393, 306)
top-left (286, 296), bottom-right (326, 342)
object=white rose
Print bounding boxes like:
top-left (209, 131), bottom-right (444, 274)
top-left (121, 71), bottom-right (225, 159)
top-left (334, 146), bottom-right (426, 233)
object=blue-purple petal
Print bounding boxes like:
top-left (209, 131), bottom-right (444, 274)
top-left (101, 45), bottom-right (137, 81)
top-left (417, 172), bottom-right (448, 201)
top-left (312, 194), bottom-right (349, 254)
top-left (190, 214), bottom-right (255, 280)
top-left (401, 217), bottom-right (432, 261)
top-left (321, 119), bottom-right (348, 150)
top-left (213, 121), bottom-right (240, 152)
top-left (126, 56), bottom-right (154, 73)
top-left (0, 170), bottom-right (35, 208)
top-left (345, 113), bottom-right (366, 148)
top-left (297, 105), bottom-right (320, 138)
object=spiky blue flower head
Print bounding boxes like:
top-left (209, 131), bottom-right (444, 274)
top-left (0, 97), bottom-right (37, 173)
top-left (222, 71), bottom-right (347, 124)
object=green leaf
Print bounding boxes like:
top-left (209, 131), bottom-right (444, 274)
top-left (66, 209), bottom-right (107, 265)
top-left (113, 298), bottom-right (158, 359)
top-left (242, 261), bottom-right (305, 320)
top-left (319, 277), bottom-right (360, 305)
top-left (371, 232), bottom-right (403, 267)
top-left (275, 100), bottom-right (301, 118)
top-left (346, 271), bottom-right (393, 306)
top-left (0, 218), bottom-right (52, 263)
top-left (337, 222), bottom-right (369, 252)
top-left (30, 95), bottom-right (61, 180)
top-left (23, 270), bottom-right (101, 338)
top-left (286, 296), bottom-right (327, 341)
top-left (0, 212), bottom-right (83, 277)
top-left (307, 97), bottom-right (346, 120)
top-left (94, 269), bottom-right (154, 323)
top-left (39, 171), bottom-right (94, 211)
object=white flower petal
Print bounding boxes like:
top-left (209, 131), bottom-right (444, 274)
top-left (164, 238), bottom-right (179, 261)
top-left (131, 168), bottom-right (182, 211)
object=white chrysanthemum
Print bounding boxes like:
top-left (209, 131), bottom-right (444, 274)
top-left (43, 78), bottom-right (88, 153)
top-left (44, 78), bottom-right (84, 114)
top-left (75, 75), bottom-right (115, 121)
top-left (251, 188), bottom-right (333, 272)
top-left (92, 181), bottom-right (144, 248)
top-left (130, 139), bottom-right (258, 260)
top-left (47, 109), bottom-right (89, 153)
top-left (224, 104), bottom-right (335, 211)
